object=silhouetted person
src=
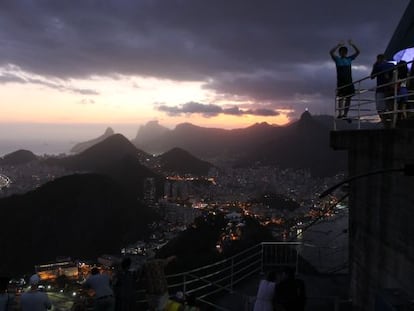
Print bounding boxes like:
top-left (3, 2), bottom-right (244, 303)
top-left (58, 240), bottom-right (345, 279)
top-left (84, 267), bottom-right (115, 311)
top-left (20, 274), bottom-right (52, 311)
top-left (184, 294), bottom-right (200, 311)
top-left (371, 54), bottom-right (395, 126)
top-left (330, 40), bottom-right (360, 119)
top-left (165, 291), bottom-right (185, 311)
top-left (253, 271), bottom-right (276, 311)
top-left (142, 255), bottom-right (176, 311)
top-left (397, 60), bottom-right (409, 119)
top-left (274, 267), bottom-right (306, 311)
top-left (0, 275), bottom-right (16, 311)
top-left (113, 258), bottom-right (137, 311)
top-left (408, 59), bottom-right (414, 101)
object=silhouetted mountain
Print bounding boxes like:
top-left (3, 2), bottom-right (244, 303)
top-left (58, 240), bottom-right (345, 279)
top-left (134, 121), bottom-right (170, 147)
top-left (132, 121), bottom-right (280, 160)
top-left (47, 134), bottom-right (162, 198)
top-left (240, 111), bottom-right (347, 176)
top-left (132, 115), bottom-right (348, 175)
top-left (158, 148), bottom-right (214, 176)
top-left (0, 149), bottom-right (38, 165)
top-left (0, 174), bottom-right (157, 274)
top-left (70, 127), bottom-right (115, 153)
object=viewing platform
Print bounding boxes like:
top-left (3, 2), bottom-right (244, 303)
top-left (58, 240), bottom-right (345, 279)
top-left (333, 59), bottom-right (414, 131)
top-left (45, 213), bottom-right (351, 310)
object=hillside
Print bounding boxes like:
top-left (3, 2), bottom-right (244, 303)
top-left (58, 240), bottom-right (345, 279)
top-left (46, 134), bottom-right (163, 198)
top-left (0, 174), bottom-right (157, 274)
top-left (0, 149), bottom-right (38, 165)
top-left (240, 111), bottom-right (347, 176)
top-left (158, 147), bottom-right (214, 176)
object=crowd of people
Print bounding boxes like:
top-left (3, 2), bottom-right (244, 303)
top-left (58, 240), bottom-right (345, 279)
top-left (0, 274), bottom-right (51, 311)
top-left (79, 255), bottom-right (200, 311)
top-left (253, 267), bottom-right (306, 311)
top-left (330, 40), bottom-right (414, 126)
top-left (0, 256), bottom-right (202, 311)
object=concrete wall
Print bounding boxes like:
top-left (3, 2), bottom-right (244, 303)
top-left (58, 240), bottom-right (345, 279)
top-left (331, 129), bottom-right (414, 311)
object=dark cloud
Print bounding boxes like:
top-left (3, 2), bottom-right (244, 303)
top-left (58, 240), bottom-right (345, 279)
top-left (0, 0), bottom-right (409, 116)
top-left (157, 101), bottom-right (279, 117)
top-left (247, 109), bottom-right (280, 117)
top-left (0, 69), bottom-right (99, 95)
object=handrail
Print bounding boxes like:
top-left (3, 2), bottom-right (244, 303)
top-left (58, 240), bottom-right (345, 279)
top-left (135, 241), bottom-right (301, 309)
top-left (55, 241), bottom-right (348, 310)
top-left (334, 59), bottom-right (414, 130)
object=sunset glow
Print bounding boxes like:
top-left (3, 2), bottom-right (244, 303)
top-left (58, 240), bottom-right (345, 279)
top-left (0, 69), bottom-right (290, 128)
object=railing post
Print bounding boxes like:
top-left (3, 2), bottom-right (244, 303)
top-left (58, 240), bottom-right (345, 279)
top-left (183, 274), bottom-right (186, 294)
top-left (334, 90), bottom-right (337, 131)
top-left (230, 258), bottom-right (234, 292)
top-left (260, 243), bottom-right (264, 274)
top-left (334, 296), bottom-right (340, 311)
top-left (295, 244), bottom-right (300, 275)
top-left (357, 81), bottom-right (361, 130)
top-left (392, 69), bottom-right (398, 128)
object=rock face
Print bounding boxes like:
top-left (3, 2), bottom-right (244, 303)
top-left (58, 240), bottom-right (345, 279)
top-left (70, 127), bottom-right (115, 153)
top-left (133, 121), bottom-right (170, 147)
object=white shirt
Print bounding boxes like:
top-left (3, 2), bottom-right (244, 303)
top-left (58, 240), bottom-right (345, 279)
top-left (254, 279), bottom-right (276, 311)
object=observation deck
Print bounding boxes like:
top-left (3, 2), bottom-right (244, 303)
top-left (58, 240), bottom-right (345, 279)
top-left (333, 60), bottom-right (414, 131)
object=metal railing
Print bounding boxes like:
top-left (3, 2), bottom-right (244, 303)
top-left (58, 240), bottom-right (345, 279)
top-left (135, 242), bottom-right (301, 309)
top-left (135, 241), bottom-right (351, 310)
top-left (334, 59), bottom-right (414, 130)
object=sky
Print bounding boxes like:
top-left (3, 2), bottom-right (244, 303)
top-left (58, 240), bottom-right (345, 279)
top-left (0, 0), bottom-right (411, 148)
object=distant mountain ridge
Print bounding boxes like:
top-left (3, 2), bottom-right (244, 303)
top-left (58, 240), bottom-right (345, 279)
top-left (239, 111), bottom-right (347, 176)
top-left (70, 127), bottom-right (115, 153)
top-left (132, 121), bottom-right (280, 160)
top-left (134, 120), bottom-right (170, 147)
top-left (132, 113), bottom-right (351, 176)
top-left (0, 149), bottom-right (38, 165)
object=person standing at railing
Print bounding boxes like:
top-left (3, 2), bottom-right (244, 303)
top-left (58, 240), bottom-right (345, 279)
top-left (83, 267), bottom-right (115, 311)
top-left (330, 40), bottom-right (360, 120)
top-left (370, 54), bottom-right (395, 126)
top-left (113, 257), bottom-right (138, 311)
top-left (142, 255), bottom-right (176, 311)
top-left (408, 60), bottom-right (414, 101)
top-left (273, 267), bottom-right (306, 311)
top-left (253, 271), bottom-right (276, 311)
top-left (397, 60), bottom-right (409, 120)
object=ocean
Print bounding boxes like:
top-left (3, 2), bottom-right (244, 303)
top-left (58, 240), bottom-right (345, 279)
top-left (0, 123), bottom-right (139, 156)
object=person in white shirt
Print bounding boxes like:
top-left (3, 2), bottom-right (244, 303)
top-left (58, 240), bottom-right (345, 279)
top-left (253, 271), bottom-right (276, 311)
